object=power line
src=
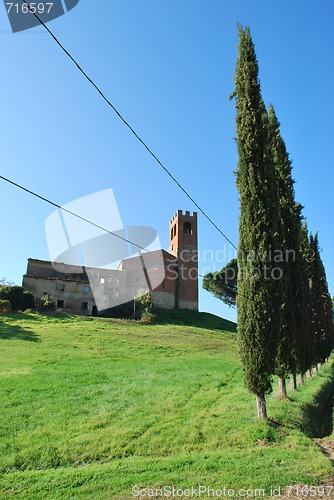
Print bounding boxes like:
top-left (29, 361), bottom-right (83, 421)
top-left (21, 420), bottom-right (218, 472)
top-left (21, 0), bottom-right (238, 252)
top-left (0, 173), bottom-right (240, 298)
top-left (0, 174), bottom-right (148, 253)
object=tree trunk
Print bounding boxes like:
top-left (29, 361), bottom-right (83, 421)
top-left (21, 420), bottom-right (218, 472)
top-left (278, 377), bottom-right (287, 397)
top-left (315, 364), bottom-right (319, 373)
top-left (298, 373), bottom-right (305, 385)
top-left (308, 367), bottom-right (313, 378)
top-left (290, 373), bottom-right (297, 390)
top-left (256, 395), bottom-right (267, 419)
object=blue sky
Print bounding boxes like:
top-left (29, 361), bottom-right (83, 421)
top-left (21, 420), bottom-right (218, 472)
top-left (0, 0), bottom-right (333, 323)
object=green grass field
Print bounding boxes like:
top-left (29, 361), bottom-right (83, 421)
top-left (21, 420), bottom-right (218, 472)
top-left (0, 311), bottom-right (333, 499)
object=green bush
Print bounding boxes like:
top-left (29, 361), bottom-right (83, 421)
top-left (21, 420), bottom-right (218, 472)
top-left (23, 308), bottom-right (34, 314)
top-left (139, 309), bottom-right (156, 324)
top-left (135, 290), bottom-right (152, 309)
top-left (0, 299), bottom-right (11, 314)
top-left (0, 286), bottom-right (35, 311)
top-left (136, 292), bottom-right (156, 323)
top-left (23, 291), bottom-right (35, 310)
top-left (39, 295), bottom-right (56, 312)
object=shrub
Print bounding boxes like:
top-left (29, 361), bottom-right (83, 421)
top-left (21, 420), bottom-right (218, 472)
top-left (23, 308), bottom-right (34, 314)
top-left (39, 295), bottom-right (56, 312)
top-left (0, 299), bottom-right (11, 314)
top-left (23, 291), bottom-right (35, 310)
top-left (136, 291), bottom-right (155, 322)
top-left (0, 286), bottom-right (35, 311)
top-left (135, 290), bottom-right (152, 309)
top-left (139, 309), bottom-right (156, 324)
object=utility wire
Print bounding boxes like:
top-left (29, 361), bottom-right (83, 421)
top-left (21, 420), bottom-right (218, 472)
top-left (21, 0), bottom-right (238, 252)
top-left (0, 173), bottom-right (239, 298)
top-left (0, 174), bottom-right (148, 253)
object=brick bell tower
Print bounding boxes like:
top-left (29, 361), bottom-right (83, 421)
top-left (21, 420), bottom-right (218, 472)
top-left (169, 210), bottom-right (198, 311)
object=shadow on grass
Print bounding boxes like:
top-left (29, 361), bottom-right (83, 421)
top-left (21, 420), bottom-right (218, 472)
top-left (154, 309), bottom-right (237, 332)
top-left (0, 320), bottom-right (39, 342)
top-left (299, 364), bottom-right (334, 438)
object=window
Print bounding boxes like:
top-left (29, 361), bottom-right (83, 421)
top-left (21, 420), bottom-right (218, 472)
top-left (83, 286), bottom-right (89, 294)
top-left (82, 302), bottom-right (88, 312)
top-left (100, 278), bottom-right (105, 284)
top-left (58, 283), bottom-right (65, 292)
top-left (184, 222), bottom-right (192, 235)
top-left (57, 300), bottom-right (64, 308)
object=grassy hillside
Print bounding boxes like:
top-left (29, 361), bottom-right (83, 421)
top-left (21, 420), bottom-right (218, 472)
top-left (0, 312), bottom-right (333, 499)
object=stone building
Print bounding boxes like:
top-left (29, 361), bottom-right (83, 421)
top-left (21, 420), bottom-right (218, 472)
top-left (23, 210), bottom-right (198, 314)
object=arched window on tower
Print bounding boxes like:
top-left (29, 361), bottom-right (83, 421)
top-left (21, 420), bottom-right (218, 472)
top-left (184, 222), bottom-right (192, 235)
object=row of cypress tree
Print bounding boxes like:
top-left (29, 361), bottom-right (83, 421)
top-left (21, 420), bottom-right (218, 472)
top-left (232, 25), bottom-right (333, 418)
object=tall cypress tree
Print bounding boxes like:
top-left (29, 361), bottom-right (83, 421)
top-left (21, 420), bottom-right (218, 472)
top-left (232, 25), bottom-right (283, 418)
top-left (267, 105), bottom-right (308, 395)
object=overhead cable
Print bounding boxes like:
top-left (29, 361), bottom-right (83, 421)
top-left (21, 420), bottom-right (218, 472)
top-left (21, 0), bottom-right (238, 251)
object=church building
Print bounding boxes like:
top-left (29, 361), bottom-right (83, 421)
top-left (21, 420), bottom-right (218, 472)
top-left (23, 210), bottom-right (198, 314)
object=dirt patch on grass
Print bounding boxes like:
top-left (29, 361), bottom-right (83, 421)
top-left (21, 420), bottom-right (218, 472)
top-left (316, 438), bottom-right (334, 463)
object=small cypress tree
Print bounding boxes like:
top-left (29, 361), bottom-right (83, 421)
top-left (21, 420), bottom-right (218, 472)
top-left (232, 25), bottom-right (283, 418)
top-left (309, 233), bottom-right (334, 364)
top-left (295, 222), bottom-right (314, 378)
